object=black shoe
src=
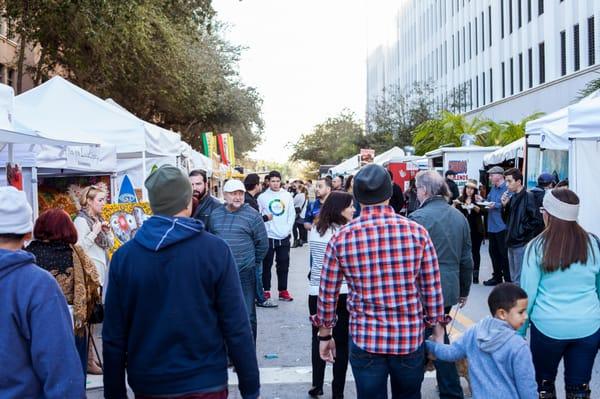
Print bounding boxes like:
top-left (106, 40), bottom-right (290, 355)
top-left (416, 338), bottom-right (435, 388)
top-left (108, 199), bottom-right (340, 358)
top-left (292, 240), bottom-right (300, 248)
top-left (308, 386), bottom-right (323, 397)
top-left (483, 278), bottom-right (501, 286)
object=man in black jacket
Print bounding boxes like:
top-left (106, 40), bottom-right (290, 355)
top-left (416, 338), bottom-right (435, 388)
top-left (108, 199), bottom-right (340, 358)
top-left (388, 170), bottom-right (405, 213)
top-left (189, 169), bottom-right (221, 225)
top-left (501, 168), bottom-right (544, 286)
top-left (445, 170), bottom-right (460, 204)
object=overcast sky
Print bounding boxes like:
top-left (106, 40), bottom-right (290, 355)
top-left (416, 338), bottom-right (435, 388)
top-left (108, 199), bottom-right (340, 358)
top-left (212, 0), bottom-right (376, 163)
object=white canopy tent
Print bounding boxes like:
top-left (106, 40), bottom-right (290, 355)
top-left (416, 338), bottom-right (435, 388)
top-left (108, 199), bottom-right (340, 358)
top-left (567, 96), bottom-right (600, 237)
top-left (483, 138), bottom-right (525, 166)
top-left (329, 154), bottom-right (359, 176)
top-left (373, 146), bottom-right (405, 165)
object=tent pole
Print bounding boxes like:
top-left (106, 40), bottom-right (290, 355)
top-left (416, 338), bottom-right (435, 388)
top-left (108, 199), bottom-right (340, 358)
top-left (31, 167), bottom-right (39, 220)
top-left (142, 151), bottom-right (147, 201)
top-left (7, 143), bottom-right (13, 164)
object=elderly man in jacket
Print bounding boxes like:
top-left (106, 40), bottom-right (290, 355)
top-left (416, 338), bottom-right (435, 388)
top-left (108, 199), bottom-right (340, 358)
top-left (409, 170), bottom-right (473, 399)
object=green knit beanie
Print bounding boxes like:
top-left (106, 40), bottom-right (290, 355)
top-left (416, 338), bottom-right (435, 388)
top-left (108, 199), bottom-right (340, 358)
top-left (144, 165), bottom-right (192, 216)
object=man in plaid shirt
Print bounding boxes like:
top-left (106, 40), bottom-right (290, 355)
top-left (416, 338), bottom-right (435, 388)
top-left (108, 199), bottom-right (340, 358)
top-left (314, 164), bottom-right (447, 399)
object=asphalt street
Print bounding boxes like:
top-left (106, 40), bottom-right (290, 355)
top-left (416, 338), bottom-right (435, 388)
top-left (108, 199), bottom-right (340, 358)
top-left (87, 241), bottom-right (600, 399)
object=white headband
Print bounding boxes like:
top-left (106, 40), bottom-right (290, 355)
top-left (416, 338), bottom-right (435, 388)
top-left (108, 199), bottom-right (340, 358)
top-left (542, 190), bottom-right (579, 221)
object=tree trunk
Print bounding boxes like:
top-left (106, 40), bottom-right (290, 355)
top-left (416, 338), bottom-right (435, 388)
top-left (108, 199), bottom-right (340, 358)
top-left (16, 38), bottom-right (25, 93)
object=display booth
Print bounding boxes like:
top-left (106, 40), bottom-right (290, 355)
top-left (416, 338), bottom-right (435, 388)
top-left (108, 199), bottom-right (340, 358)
top-left (384, 156), bottom-right (428, 191)
top-left (567, 96), bottom-right (600, 237)
top-left (328, 154), bottom-right (360, 176)
top-left (483, 138), bottom-right (525, 169)
top-left (425, 146), bottom-right (499, 190)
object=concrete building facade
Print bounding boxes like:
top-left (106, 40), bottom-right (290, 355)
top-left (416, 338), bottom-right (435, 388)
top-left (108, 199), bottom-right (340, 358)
top-left (0, 19), bottom-right (38, 94)
top-left (367, 0), bottom-right (600, 123)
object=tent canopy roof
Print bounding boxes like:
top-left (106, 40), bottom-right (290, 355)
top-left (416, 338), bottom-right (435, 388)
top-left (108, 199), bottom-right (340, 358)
top-left (425, 145), bottom-right (499, 158)
top-left (483, 138), bottom-right (525, 165)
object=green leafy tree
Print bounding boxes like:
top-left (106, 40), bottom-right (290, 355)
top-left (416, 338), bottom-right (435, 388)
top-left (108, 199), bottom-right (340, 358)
top-left (576, 73), bottom-right (600, 101)
top-left (0, 0), bottom-right (263, 156)
top-left (290, 110), bottom-right (364, 165)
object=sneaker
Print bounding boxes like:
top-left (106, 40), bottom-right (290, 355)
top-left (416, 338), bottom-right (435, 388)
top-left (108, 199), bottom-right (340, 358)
top-left (483, 278), bottom-right (501, 286)
top-left (263, 291), bottom-right (271, 300)
top-left (279, 290), bottom-right (294, 301)
top-left (257, 298), bottom-right (278, 308)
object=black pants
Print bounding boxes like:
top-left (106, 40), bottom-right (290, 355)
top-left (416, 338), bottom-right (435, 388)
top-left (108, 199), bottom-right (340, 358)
top-left (262, 236), bottom-right (291, 291)
top-left (309, 294), bottom-right (349, 398)
top-left (292, 220), bottom-right (307, 243)
top-left (471, 232), bottom-right (483, 272)
top-left (488, 230), bottom-right (511, 282)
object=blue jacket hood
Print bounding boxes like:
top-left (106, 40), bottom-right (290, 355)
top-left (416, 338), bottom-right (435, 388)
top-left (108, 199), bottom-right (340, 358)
top-left (0, 249), bottom-right (36, 281)
top-left (134, 215), bottom-right (205, 251)
top-left (475, 316), bottom-right (516, 353)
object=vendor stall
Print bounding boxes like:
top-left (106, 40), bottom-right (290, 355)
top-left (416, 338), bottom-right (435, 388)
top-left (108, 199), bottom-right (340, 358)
top-left (483, 138), bottom-right (524, 169)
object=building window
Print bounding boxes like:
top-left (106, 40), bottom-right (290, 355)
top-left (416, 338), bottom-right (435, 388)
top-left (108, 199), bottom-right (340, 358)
top-left (519, 52), bottom-right (523, 91)
top-left (469, 22), bottom-right (472, 59)
top-left (483, 72), bottom-right (487, 105)
top-left (475, 17), bottom-right (479, 55)
top-left (538, 0), bottom-right (544, 16)
top-left (539, 41), bottom-right (546, 84)
top-left (463, 26), bottom-right (466, 63)
top-left (457, 31), bottom-right (461, 66)
top-left (501, 62), bottom-right (506, 98)
top-left (444, 40), bottom-right (448, 74)
top-left (0, 65), bottom-right (4, 84)
top-left (509, 0), bottom-right (513, 34)
top-left (481, 12), bottom-right (485, 52)
top-left (528, 47), bottom-right (533, 88)
top-left (452, 34), bottom-right (455, 68)
top-left (489, 6), bottom-right (493, 47)
top-left (510, 57), bottom-right (514, 95)
top-left (7, 69), bottom-right (14, 87)
top-left (518, 0), bottom-right (522, 28)
top-left (589, 16), bottom-right (596, 66)
top-left (560, 30), bottom-right (567, 76)
top-left (489, 68), bottom-right (494, 102)
top-left (574, 24), bottom-right (580, 71)
top-left (476, 75), bottom-right (480, 107)
top-left (527, 0), bottom-right (532, 22)
top-left (501, 0), bottom-right (505, 39)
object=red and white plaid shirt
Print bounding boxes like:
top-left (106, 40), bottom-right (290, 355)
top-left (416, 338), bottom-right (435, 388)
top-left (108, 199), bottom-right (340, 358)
top-left (315, 205), bottom-right (446, 355)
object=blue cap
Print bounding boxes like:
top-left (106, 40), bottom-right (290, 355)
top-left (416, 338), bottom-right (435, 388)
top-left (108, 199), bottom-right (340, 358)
top-left (537, 172), bottom-right (556, 185)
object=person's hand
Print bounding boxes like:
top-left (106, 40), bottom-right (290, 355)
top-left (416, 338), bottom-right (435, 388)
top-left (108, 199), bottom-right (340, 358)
top-left (458, 296), bottom-right (468, 308)
top-left (303, 222), bottom-right (312, 230)
top-left (265, 214), bottom-right (273, 221)
top-left (430, 323), bottom-right (445, 344)
top-left (501, 192), bottom-right (510, 206)
top-left (92, 221), bottom-right (102, 235)
top-left (101, 221), bottom-right (110, 232)
top-left (475, 194), bottom-right (483, 202)
top-left (319, 338), bottom-right (336, 363)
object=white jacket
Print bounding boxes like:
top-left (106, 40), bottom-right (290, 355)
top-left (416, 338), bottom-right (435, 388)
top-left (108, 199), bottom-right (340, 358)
top-left (257, 189), bottom-right (296, 239)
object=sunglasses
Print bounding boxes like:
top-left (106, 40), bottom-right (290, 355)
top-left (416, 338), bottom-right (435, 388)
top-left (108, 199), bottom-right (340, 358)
top-left (539, 207), bottom-right (546, 214)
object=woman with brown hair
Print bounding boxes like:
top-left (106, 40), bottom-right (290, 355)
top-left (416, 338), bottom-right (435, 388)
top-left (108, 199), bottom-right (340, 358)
top-left (453, 179), bottom-right (485, 283)
top-left (520, 188), bottom-right (600, 399)
top-left (26, 208), bottom-right (102, 377)
top-left (74, 185), bottom-right (114, 374)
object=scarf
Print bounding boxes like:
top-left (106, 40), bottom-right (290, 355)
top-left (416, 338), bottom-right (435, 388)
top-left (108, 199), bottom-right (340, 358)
top-left (72, 244), bottom-right (101, 336)
top-left (77, 209), bottom-right (111, 250)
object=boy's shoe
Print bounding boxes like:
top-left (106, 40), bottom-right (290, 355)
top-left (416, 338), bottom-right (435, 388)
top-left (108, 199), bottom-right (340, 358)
top-left (279, 290), bottom-right (294, 301)
top-left (256, 298), bottom-right (278, 308)
top-left (263, 291), bottom-right (271, 300)
top-left (483, 278), bottom-right (501, 286)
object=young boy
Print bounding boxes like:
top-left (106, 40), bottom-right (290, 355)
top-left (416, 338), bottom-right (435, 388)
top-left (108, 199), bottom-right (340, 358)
top-left (426, 283), bottom-right (538, 399)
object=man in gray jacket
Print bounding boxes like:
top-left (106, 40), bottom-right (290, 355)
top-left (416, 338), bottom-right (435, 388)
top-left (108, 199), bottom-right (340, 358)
top-left (207, 179), bottom-right (269, 343)
top-left (409, 170), bottom-right (473, 399)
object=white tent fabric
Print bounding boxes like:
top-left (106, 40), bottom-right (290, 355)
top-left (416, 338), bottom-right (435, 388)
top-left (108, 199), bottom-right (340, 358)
top-left (14, 77), bottom-right (179, 158)
top-left (539, 118), bottom-right (569, 150)
top-left (190, 150), bottom-right (213, 175)
top-left (104, 98), bottom-right (182, 158)
top-left (483, 138), bottom-right (524, 166)
top-left (329, 154), bottom-right (359, 176)
top-left (373, 146), bottom-right (405, 165)
top-left (525, 108), bottom-right (567, 146)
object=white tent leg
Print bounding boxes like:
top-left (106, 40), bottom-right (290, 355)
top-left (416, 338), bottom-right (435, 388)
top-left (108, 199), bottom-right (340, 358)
top-left (141, 151), bottom-right (147, 201)
top-left (110, 173), bottom-right (117, 204)
top-left (31, 167), bottom-right (39, 220)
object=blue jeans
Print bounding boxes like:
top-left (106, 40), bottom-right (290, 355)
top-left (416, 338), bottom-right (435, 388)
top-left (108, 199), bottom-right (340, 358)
top-left (74, 330), bottom-right (88, 379)
top-left (350, 340), bottom-right (425, 399)
top-left (531, 323), bottom-right (600, 387)
top-left (238, 267), bottom-right (257, 344)
top-left (255, 264), bottom-right (266, 303)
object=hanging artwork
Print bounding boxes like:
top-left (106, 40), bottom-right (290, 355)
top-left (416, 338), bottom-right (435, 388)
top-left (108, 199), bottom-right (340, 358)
top-left (117, 175), bottom-right (138, 203)
top-left (38, 175), bottom-right (112, 218)
top-left (101, 202), bottom-right (152, 256)
top-left (6, 163), bottom-right (23, 190)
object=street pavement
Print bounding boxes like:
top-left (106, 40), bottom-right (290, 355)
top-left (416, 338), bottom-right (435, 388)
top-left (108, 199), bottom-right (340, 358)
top-left (87, 241), bottom-right (600, 398)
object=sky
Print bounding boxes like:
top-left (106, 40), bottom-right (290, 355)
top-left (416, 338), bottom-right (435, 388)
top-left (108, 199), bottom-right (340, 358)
top-left (212, 0), bottom-right (374, 163)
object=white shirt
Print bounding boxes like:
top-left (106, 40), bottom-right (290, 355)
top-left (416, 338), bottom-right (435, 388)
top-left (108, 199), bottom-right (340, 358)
top-left (308, 225), bottom-right (348, 296)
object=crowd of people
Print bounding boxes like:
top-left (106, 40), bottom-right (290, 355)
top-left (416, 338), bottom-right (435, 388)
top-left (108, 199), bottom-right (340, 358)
top-left (0, 160), bottom-right (598, 399)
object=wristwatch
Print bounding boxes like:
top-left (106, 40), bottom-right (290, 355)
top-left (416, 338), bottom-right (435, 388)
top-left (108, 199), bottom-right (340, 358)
top-left (318, 334), bottom-right (333, 341)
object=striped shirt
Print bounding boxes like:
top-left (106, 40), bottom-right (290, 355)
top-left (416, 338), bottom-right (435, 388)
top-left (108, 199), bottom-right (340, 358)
top-left (206, 204), bottom-right (268, 272)
top-left (308, 226), bottom-right (348, 296)
top-left (314, 205), bottom-right (446, 355)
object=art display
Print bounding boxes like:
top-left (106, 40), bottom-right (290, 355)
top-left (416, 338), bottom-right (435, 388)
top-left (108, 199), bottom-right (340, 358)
top-left (37, 175), bottom-right (111, 218)
top-left (117, 175), bottom-right (138, 203)
top-left (101, 202), bottom-right (152, 256)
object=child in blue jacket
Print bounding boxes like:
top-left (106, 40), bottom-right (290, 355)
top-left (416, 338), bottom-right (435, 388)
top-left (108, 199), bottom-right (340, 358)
top-left (426, 283), bottom-right (537, 399)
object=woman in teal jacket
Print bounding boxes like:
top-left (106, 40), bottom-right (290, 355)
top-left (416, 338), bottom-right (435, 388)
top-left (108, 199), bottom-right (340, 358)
top-left (520, 188), bottom-right (600, 399)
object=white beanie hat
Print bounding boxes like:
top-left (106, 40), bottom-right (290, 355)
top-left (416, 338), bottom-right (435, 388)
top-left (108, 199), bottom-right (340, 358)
top-left (0, 186), bottom-right (33, 234)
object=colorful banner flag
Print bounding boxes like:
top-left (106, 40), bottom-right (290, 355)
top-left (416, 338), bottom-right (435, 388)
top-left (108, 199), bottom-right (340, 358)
top-left (227, 134), bottom-right (236, 167)
top-left (201, 132), bottom-right (213, 157)
top-left (217, 133), bottom-right (229, 165)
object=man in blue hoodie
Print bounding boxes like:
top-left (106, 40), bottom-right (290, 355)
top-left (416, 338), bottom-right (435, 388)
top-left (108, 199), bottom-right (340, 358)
top-left (0, 186), bottom-right (84, 399)
top-left (103, 165), bottom-right (260, 399)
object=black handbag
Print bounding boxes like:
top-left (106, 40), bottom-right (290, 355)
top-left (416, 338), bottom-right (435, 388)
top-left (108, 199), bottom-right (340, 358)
top-left (88, 287), bottom-right (104, 324)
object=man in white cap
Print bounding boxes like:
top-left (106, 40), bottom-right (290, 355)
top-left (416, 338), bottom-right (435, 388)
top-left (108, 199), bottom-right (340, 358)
top-left (0, 186), bottom-right (84, 398)
top-left (207, 178), bottom-right (269, 343)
